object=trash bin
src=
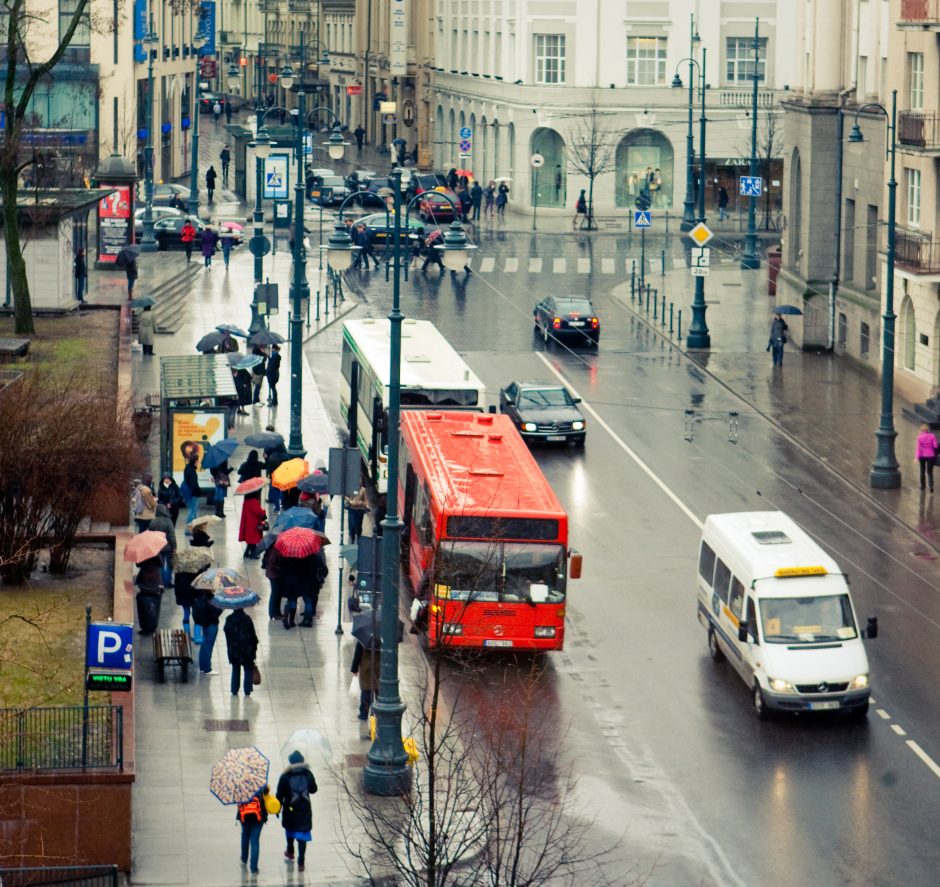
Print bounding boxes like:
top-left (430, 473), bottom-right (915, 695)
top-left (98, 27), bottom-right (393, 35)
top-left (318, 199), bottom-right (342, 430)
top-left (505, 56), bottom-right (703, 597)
top-left (136, 589), bottom-right (163, 634)
top-left (768, 246), bottom-right (782, 296)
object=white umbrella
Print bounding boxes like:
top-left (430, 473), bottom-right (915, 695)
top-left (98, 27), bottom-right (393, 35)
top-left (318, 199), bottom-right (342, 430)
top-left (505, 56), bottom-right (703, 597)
top-left (281, 728), bottom-right (333, 765)
top-left (494, 176), bottom-right (513, 183)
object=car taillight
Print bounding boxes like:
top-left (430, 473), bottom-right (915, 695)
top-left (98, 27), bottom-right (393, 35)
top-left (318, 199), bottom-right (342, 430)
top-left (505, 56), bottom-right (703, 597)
top-left (553, 317), bottom-right (561, 329)
top-left (591, 317), bottom-right (599, 329)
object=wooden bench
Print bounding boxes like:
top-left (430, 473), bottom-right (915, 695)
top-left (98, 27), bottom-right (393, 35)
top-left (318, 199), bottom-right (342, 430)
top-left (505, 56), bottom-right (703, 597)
top-left (153, 629), bottom-right (193, 683)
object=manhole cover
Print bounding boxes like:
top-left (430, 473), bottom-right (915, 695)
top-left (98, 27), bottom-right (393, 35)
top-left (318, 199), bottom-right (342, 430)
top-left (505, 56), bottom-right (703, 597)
top-left (204, 719), bottom-right (250, 731)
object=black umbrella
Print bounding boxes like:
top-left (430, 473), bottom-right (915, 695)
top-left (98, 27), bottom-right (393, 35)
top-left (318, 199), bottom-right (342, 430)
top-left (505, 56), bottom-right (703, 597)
top-left (130, 295), bottom-right (156, 309)
top-left (115, 244), bottom-right (142, 268)
top-left (297, 471), bottom-right (329, 494)
top-left (774, 305), bottom-right (803, 316)
top-left (249, 329), bottom-right (286, 347)
top-left (244, 431), bottom-right (285, 449)
top-left (352, 610), bottom-right (381, 649)
top-left (196, 331), bottom-right (226, 353)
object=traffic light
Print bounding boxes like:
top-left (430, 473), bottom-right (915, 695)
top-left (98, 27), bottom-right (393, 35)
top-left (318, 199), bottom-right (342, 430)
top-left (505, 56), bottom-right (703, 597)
top-left (634, 193), bottom-right (651, 210)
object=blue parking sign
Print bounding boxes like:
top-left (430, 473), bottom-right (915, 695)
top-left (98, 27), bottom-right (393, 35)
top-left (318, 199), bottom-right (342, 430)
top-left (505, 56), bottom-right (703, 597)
top-left (740, 176), bottom-right (762, 197)
top-left (86, 623), bottom-right (134, 670)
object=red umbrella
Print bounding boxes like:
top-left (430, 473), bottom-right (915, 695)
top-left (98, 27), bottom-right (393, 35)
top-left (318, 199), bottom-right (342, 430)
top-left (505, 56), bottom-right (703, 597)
top-left (235, 477), bottom-right (267, 495)
top-left (274, 527), bottom-right (323, 558)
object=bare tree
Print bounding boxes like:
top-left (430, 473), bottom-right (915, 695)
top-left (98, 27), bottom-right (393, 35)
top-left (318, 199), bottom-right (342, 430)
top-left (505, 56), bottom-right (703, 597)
top-left (565, 95), bottom-right (617, 231)
top-left (736, 106), bottom-right (784, 230)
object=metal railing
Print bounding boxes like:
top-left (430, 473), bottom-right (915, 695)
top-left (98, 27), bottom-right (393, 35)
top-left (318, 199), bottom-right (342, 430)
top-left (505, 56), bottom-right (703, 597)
top-left (0, 706), bottom-right (124, 771)
top-left (900, 0), bottom-right (940, 22)
top-left (717, 89), bottom-right (777, 108)
top-left (892, 226), bottom-right (940, 274)
top-left (898, 110), bottom-right (940, 149)
top-left (0, 866), bottom-right (119, 887)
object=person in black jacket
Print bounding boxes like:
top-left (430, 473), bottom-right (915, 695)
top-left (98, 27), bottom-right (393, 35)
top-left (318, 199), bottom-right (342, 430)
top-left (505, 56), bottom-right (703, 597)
top-left (183, 452), bottom-right (202, 531)
top-left (250, 345), bottom-right (267, 405)
top-left (210, 460), bottom-right (232, 518)
top-left (266, 344), bottom-right (281, 406)
top-left (223, 608), bottom-right (259, 696)
top-left (276, 751), bottom-right (317, 872)
top-left (135, 556), bottom-right (164, 634)
top-left (234, 368), bottom-right (252, 416)
top-left (148, 504), bottom-right (177, 587)
top-left (192, 588), bottom-right (223, 674)
top-left (237, 450), bottom-right (263, 483)
top-left (156, 472), bottom-right (184, 525)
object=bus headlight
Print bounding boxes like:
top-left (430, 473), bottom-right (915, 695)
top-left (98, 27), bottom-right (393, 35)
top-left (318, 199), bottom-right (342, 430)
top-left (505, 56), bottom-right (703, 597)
top-left (769, 677), bottom-right (795, 693)
top-left (850, 674), bottom-right (869, 690)
top-left (522, 422), bottom-right (537, 432)
top-left (572, 421), bottom-right (584, 431)
top-left (441, 623), bottom-right (463, 635)
top-left (534, 626), bottom-right (556, 638)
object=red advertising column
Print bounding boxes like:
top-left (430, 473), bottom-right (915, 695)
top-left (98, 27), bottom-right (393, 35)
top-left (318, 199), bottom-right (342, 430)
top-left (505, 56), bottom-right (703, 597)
top-left (93, 153), bottom-right (138, 269)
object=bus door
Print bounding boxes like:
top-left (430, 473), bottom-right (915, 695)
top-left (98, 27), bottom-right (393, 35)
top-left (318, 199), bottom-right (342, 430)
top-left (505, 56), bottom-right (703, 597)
top-left (401, 463), bottom-right (417, 565)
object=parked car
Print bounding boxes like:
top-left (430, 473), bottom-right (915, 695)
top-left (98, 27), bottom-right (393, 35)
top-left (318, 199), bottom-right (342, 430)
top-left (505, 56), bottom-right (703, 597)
top-left (153, 216), bottom-right (243, 251)
top-left (310, 175), bottom-right (351, 206)
top-left (499, 381), bottom-right (586, 446)
top-left (134, 205), bottom-right (182, 237)
top-left (198, 93), bottom-right (226, 113)
top-left (145, 182), bottom-right (191, 208)
top-left (418, 189), bottom-right (458, 222)
top-left (407, 172), bottom-right (449, 198)
top-left (533, 295), bottom-right (600, 347)
top-left (351, 212), bottom-right (425, 247)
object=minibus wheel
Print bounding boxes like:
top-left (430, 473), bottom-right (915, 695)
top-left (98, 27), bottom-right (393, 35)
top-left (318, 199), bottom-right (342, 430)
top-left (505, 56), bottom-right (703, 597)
top-left (753, 683), bottom-right (769, 721)
top-left (707, 629), bottom-right (725, 663)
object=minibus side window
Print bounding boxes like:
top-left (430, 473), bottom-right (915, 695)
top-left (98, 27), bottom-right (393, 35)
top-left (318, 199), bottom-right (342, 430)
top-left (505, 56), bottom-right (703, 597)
top-left (729, 577), bottom-right (745, 620)
top-left (714, 559), bottom-right (731, 604)
top-left (745, 598), bottom-right (759, 644)
top-left (698, 542), bottom-right (716, 585)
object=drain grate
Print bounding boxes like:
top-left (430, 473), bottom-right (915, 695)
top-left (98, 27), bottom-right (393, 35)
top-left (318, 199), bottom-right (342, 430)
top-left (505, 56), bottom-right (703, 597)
top-left (205, 719), bottom-right (250, 732)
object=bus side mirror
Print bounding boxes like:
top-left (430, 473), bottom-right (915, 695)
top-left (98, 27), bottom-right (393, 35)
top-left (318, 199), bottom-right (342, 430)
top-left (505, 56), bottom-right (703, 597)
top-left (738, 624), bottom-right (748, 643)
top-left (864, 616), bottom-right (878, 639)
top-left (568, 551), bottom-right (582, 579)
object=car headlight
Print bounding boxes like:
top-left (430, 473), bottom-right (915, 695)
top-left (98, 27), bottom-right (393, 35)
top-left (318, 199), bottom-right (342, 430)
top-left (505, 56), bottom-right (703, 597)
top-left (850, 674), bottom-right (869, 690)
top-left (769, 677), bottom-right (796, 693)
top-left (534, 626), bottom-right (556, 638)
top-left (522, 422), bottom-right (536, 432)
top-left (572, 421), bottom-right (585, 431)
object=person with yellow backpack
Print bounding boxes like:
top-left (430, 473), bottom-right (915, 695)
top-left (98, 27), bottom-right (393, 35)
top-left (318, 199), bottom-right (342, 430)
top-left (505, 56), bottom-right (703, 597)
top-left (236, 784), bottom-right (279, 873)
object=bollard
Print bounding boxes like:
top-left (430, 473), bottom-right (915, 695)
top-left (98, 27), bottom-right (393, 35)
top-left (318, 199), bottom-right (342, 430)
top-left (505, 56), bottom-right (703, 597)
top-left (637, 278), bottom-right (643, 306)
top-left (646, 287), bottom-right (651, 317)
top-left (661, 250), bottom-right (666, 276)
top-left (653, 290), bottom-right (658, 321)
top-left (669, 303), bottom-right (674, 333)
top-left (631, 265), bottom-right (636, 302)
top-left (678, 309), bottom-right (682, 341)
top-left (307, 294), bottom-right (312, 329)
top-left (661, 294), bottom-right (666, 328)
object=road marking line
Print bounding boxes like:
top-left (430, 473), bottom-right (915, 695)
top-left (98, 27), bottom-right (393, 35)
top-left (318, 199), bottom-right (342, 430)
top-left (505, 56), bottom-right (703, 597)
top-left (891, 724), bottom-right (907, 736)
top-left (479, 256), bottom-right (495, 273)
top-left (536, 353), bottom-right (703, 529)
top-left (876, 709), bottom-right (891, 720)
top-left (505, 257), bottom-right (518, 272)
top-left (601, 257), bottom-right (615, 274)
top-left (907, 740), bottom-right (940, 779)
top-left (577, 258), bottom-right (590, 274)
top-left (528, 257), bottom-right (542, 273)
top-left (553, 257), bottom-right (566, 274)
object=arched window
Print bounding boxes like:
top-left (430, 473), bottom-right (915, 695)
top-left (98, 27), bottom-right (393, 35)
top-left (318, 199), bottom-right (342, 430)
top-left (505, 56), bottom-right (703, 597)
top-left (614, 129), bottom-right (674, 208)
top-left (901, 296), bottom-right (916, 371)
top-left (530, 128), bottom-right (566, 208)
top-left (789, 148), bottom-right (802, 268)
top-left (435, 106), bottom-right (444, 169)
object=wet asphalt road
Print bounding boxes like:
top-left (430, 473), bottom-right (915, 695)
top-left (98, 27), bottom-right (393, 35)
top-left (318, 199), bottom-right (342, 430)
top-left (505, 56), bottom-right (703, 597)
top-left (307, 232), bottom-right (940, 886)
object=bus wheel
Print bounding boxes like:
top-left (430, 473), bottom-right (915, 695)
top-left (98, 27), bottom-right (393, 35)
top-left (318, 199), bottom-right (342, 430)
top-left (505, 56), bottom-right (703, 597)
top-left (753, 684), bottom-right (769, 721)
top-left (707, 629), bottom-right (725, 663)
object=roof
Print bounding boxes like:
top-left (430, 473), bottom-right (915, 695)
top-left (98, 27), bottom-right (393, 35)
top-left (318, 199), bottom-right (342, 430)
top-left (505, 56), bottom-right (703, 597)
top-left (159, 354), bottom-right (237, 401)
top-left (0, 188), bottom-right (115, 217)
top-left (400, 411), bottom-right (566, 525)
top-left (703, 512), bottom-right (845, 594)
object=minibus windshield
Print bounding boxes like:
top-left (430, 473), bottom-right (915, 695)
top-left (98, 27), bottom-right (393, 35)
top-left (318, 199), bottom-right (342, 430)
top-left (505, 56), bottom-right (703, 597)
top-left (760, 594), bottom-right (858, 644)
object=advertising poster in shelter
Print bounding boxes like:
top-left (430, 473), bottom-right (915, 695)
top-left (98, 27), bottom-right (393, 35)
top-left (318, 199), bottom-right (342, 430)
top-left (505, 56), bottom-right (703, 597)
top-left (170, 410), bottom-right (226, 485)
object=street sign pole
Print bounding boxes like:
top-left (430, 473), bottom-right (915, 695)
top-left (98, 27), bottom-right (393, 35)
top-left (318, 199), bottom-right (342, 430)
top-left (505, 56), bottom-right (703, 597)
top-left (687, 47), bottom-right (711, 349)
top-left (530, 153), bottom-right (544, 232)
top-left (741, 17), bottom-right (761, 270)
top-left (640, 228), bottom-right (646, 290)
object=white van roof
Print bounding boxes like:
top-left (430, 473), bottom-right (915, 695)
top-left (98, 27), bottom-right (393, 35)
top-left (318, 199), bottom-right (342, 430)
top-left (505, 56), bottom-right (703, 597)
top-left (703, 511), bottom-right (843, 593)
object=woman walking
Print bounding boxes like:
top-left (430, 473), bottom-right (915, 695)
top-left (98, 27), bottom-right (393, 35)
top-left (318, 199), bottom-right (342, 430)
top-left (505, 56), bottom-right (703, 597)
top-left (237, 450), bottom-right (263, 483)
top-left (210, 460), bottom-right (232, 518)
top-left (572, 189), bottom-right (587, 229)
top-left (916, 424), bottom-right (939, 492)
top-left (238, 489), bottom-right (266, 559)
top-left (276, 751), bottom-right (317, 873)
top-left (180, 218), bottom-right (197, 263)
top-left (138, 305), bottom-right (155, 356)
top-left (496, 182), bottom-right (509, 219)
top-left (201, 224), bottom-right (219, 268)
top-left (182, 452), bottom-right (202, 531)
top-left (484, 181), bottom-right (496, 216)
top-left (174, 559), bottom-right (208, 640)
top-left (148, 504), bottom-right (177, 587)
top-left (223, 607), bottom-right (259, 696)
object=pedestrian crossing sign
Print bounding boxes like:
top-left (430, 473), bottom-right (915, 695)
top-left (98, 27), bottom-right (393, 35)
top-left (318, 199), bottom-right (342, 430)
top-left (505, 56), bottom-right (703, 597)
top-left (266, 171), bottom-right (282, 189)
top-left (633, 210), bottom-right (652, 228)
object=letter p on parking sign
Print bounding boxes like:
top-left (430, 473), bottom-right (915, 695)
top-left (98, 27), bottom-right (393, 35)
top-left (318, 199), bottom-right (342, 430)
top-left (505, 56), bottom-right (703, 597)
top-left (87, 623), bottom-right (134, 670)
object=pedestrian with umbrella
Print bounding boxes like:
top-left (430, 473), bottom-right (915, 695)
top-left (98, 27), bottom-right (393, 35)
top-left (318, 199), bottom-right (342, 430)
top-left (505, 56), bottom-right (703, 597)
top-left (148, 503), bottom-right (177, 587)
top-left (261, 538), bottom-right (284, 621)
top-left (237, 450), bottom-right (263, 483)
top-left (263, 430), bottom-right (289, 513)
top-left (182, 451), bottom-right (202, 531)
top-left (116, 245), bottom-right (141, 298)
top-left (275, 751), bottom-right (317, 872)
top-left (125, 530), bottom-right (169, 633)
top-left (275, 527), bottom-right (322, 629)
top-left (220, 591), bottom-right (260, 696)
top-left (266, 344), bottom-right (281, 406)
top-left (174, 548), bottom-right (212, 640)
top-left (350, 626), bottom-right (380, 721)
top-left (138, 304), bottom-right (156, 356)
top-left (201, 223), bottom-right (219, 268)
top-left (192, 586), bottom-right (223, 673)
top-left (239, 488), bottom-right (267, 560)
top-left (249, 345), bottom-right (267, 405)
top-left (181, 218), bottom-right (197, 263)
top-left (209, 745), bottom-right (273, 869)
top-left (768, 312), bottom-right (789, 368)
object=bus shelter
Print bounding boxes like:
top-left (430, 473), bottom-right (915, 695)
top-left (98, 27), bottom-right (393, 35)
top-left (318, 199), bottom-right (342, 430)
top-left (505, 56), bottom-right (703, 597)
top-left (159, 354), bottom-right (237, 485)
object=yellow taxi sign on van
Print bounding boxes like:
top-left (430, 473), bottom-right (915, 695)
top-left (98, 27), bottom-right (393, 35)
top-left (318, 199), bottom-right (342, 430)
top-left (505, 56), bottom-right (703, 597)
top-left (774, 565), bottom-right (828, 578)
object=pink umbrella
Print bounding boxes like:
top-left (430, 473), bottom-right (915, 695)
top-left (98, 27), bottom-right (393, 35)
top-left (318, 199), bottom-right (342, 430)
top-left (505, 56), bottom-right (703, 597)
top-left (123, 530), bottom-right (168, 563)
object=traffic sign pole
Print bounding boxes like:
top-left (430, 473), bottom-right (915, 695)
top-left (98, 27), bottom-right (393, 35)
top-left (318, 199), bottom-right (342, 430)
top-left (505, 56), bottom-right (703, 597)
top-left (741, 16), bottom-right (762, 270)
top-left (687, 46), bottom-right (711, 349)
top-left (530, 153), bottom-right (544, 232)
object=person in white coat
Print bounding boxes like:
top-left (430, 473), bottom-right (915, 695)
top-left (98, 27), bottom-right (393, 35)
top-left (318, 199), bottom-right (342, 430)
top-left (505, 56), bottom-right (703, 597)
top-left (138, 305), bottom-right (155, 356)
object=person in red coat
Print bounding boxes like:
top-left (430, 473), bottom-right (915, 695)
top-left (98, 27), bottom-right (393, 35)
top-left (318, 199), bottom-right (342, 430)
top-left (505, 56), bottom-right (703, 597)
top-left (238, 490), bottom-right (267, 559)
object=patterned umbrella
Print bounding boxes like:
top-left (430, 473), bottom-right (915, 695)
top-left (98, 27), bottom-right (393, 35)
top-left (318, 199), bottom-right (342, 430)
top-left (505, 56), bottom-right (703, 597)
top-left (123, 530), bottom-right (168, 563)
top-left (211, 586), bottom-right (261, 610)
top-left (191, 566), bottom-right (249, 591)
top-left (187, 514), bottom-right (222, 532)
top-left (297, 472), bottom-right (329, 494)
top-left (235, 477), bottom-right (267, 495)
top-left (271, 458), bottom-right (309, 491)
top-left (209, 746), bottom-right (270, 806)
top-left (274, 527), bottom-right (323, 558)
top-left (174, 548), bottom-right (214, 573)
top-left (272, 506), bottom-right (319, 532)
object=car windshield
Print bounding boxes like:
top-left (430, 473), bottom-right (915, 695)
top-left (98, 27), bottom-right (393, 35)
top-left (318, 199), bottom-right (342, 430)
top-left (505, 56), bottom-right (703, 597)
top-left (322, 177), bottom-right (344, 187)
top-left (759, 594), bottom-right (858, 644)
top-left (434, 541), bottom-right (566, 603)
top-left (519, 387), bottom-right (574, 408)
top-left (418, 175), bottom-right (448, 189)
top-left (555, 299), bottom-right (592, 315)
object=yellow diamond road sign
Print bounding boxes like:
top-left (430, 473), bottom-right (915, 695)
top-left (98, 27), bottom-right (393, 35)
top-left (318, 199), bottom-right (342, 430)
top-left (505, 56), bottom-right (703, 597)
top-left (688, 222), bottom-right (713, 247)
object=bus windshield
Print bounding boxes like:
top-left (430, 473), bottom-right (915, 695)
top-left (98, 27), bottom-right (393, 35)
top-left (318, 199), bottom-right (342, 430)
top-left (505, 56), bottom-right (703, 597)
top-left (759, 594), bottom-right (858, 644)
top-left (434, 541), bottom-right (566, 603)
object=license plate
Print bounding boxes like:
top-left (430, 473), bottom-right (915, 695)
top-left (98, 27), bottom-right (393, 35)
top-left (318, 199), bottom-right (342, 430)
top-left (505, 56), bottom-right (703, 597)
top-left (484, 639), bottom-right (513, 648)
top-left (810, 700), bottom-right (840, 711)
top-left (569, 321), bottom-right (585, 327)
top-left (545, 435), bottom-right (566, 442)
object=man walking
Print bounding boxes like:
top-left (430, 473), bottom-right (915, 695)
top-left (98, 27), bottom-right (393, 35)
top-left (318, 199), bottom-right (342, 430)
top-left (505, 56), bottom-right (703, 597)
top-left (354, 124), bottom-right (365, 152)
top-left (220, 145), bottom-right (231, 186)
top-left (206, 165), bottom-right (217, 202)
top-left (768, 312), bottom-right (788, 368)
top-left (469, 181), bottom-right (483, 221)
top-left (266, 344), bottom-right (281, 406)
top-left (355, 223), bottom-right (380, 269)
top-left (717, 184), bottom-right (729, 222)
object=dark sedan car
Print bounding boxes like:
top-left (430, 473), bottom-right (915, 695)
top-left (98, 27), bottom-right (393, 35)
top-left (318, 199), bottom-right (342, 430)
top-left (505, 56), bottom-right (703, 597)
top-left (351, 212), bottom-right (425, 247)
top-left (499, 381), bottom-right (586, 446)
top-left (153, 217), bottom-right (243, 251)
top-left (533, 295), bottom-right (600, 347)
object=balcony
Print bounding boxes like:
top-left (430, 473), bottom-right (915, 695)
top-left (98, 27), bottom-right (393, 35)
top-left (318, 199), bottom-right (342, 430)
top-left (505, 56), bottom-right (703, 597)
top-left (898, 111), bottom-right (940, 151)
top-left (892, 226), bottom-right (940, 274)
top-left (259, 0), bottom-right (280, 13)
top-left (288, 0), bottom-right (309, 10)
top-left (898, 0), bottom-right (940, 28)
top-left (716, 88), bottom-right (777, 108)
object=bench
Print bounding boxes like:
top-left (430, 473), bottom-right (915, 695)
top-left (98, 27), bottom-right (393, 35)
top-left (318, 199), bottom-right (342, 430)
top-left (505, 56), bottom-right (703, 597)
top-left (153, 629), bottom-right (193, 683)
top-left (144, 392), bottom-right (161, 412)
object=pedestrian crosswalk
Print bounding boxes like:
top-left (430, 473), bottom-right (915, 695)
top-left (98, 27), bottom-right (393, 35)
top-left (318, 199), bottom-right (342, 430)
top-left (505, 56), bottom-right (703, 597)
top-left (464, 256), bottom-right (644, 276)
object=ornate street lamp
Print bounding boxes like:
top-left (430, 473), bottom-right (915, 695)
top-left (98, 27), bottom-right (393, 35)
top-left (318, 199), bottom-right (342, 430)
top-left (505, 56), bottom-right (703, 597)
top-left (672, 14), bottom-right (700, 232)
top-left (139, 19), bottom-right (160, 252)
top-left (249, 124), bottom-right (272, 335)
top-left (740, 17), bottom-right (762, 270)
top-left (187, 30), bottom-right (207, 217)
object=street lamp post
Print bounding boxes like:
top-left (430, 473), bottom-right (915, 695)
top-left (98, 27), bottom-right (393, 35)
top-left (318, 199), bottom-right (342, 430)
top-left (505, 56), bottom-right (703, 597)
top-left (327, 183), bottom-right (474, 797)
top-left (187, 31), bottom-right (207, 217)
top-left (140, 18), bottom-right (159, 252)
top-left (678, 14), bottom-right (699, 232)
top-left (848, 91), bottom-right (901, 489)
top-left (740, 17), bottom-right (762, 270)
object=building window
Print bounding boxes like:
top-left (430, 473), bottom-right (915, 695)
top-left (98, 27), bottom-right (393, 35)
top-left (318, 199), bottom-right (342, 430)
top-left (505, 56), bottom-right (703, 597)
top-left (860, 322), bottom-right (870, 357)
top-left (726, 36), bottom-right (766, 83)
top-left (907, 168), bottom-right (921, 227)
top-left (59, 0), bottom-right (90, 47)
top-left (909, 52), bottom-right (924, 110)
top-left (534, 34), bottom-right (566, 84)
top-left (858, 55), bottom-right (868, 96)
top-left (866, 205), bottom-right (878, 289)
top-left (626, 36), bottom-right (667, 86)
top-left (838, 313), bottom-right (847, 349)
top-left (843, 198), bottom-right (855, 282)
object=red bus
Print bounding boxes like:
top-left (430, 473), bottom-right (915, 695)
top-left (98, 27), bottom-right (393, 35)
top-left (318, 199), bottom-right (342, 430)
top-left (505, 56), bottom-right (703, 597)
top-left (399, 410), bottom-right (582, 651)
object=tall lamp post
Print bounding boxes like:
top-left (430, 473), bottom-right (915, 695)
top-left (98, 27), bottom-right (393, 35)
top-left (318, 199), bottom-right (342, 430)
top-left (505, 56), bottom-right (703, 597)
top-left (187, 31), bottom-right (207, 217)
top-left (740, 17), bottom-right (762, 270)
top-left (249, 124), bottom-right (272, 336)
top-left (327, 183), bottom-right (474, 797)
top-left (848, 91), bottom-right (901, 489)
top-left (140, 18), bottom-right (159, 252)
top-left (675, 14), bottom-right (699, 232)
top-left (674, 48), bottom-right (710, 348)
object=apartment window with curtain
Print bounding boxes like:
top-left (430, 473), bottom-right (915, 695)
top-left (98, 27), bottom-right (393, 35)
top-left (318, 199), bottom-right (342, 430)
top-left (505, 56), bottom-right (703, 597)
top-left (726, 36), bottom-right (766, 83)
top-left (909, 52), bottom-right (924, 109)
top-left (534, 34), bottom-right (566, 84)
top-left (59, 0), bottom-right (90, 46)
top-left (907, 168), bottom-right (922, 227)
top-left (626, 36), bottom-right (667, 85)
